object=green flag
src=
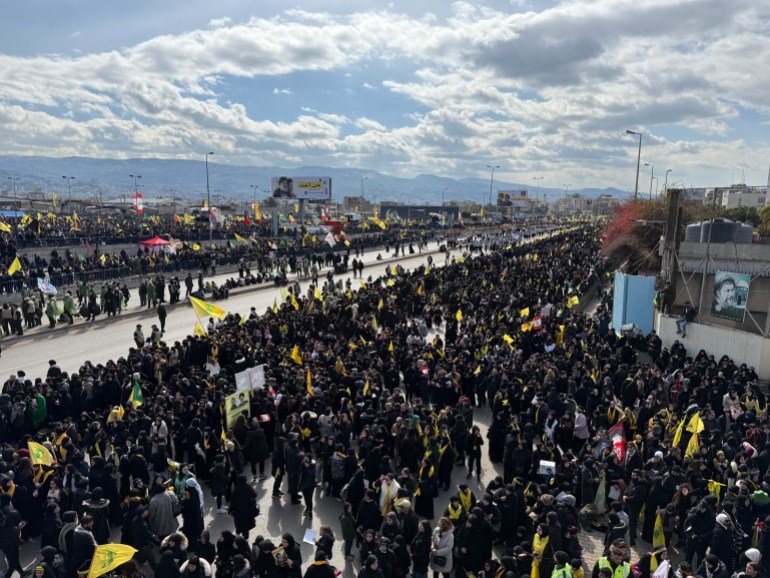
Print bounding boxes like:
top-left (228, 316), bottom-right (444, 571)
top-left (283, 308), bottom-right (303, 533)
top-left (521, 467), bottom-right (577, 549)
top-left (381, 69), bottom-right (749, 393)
top-left (128, 381), bottom-right (144, 407)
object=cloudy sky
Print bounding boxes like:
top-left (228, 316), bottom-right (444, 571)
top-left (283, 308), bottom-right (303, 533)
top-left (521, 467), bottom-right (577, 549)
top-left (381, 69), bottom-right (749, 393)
top-left (1, 0), bottom-right (769, 190)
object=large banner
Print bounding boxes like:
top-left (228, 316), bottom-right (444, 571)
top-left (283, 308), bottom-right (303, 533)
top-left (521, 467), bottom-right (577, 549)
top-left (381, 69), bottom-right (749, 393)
top-left (235, 365), bottom-right (266, 391)
top-left (711, 270), bottom-right (750, 322)
top-left (225, 390), bottom-right (250, 429)
top-left (271, 176), bottom-right (332, 201)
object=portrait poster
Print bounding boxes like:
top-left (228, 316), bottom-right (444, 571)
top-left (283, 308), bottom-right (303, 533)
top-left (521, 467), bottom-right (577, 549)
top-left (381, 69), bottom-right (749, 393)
top-left (711, 271), bottom-right (750, 322)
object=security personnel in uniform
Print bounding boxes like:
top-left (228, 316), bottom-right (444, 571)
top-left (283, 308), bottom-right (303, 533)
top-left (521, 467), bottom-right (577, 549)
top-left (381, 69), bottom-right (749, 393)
top-left (591, 548), bottom-right (631, 578)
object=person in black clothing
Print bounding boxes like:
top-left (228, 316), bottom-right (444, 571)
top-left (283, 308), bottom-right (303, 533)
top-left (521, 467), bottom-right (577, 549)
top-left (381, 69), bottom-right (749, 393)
top-left (229, 474), bottom-right (259, 539)
top-left (356, 490), bottom-right (381, 543)
top-left (466, 425), bottom-right (484, 481)
top-left (410, 521), bottom-right (431, 578)
top-left (299, 455), bottom-right (317, 517)
top-left (0, 510), bottom-right (24, 578)
top-left (157, 303), bottom-right (167, 334)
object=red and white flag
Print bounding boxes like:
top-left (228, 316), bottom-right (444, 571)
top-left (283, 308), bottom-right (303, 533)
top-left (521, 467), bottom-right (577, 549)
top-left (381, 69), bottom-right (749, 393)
top-left (608, 422), bottom-right (627, 462)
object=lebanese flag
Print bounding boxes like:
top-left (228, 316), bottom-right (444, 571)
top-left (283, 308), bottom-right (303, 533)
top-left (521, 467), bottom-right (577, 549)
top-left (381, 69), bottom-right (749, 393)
top-left (133, 192), bottom-right (143, 216)
top-left (245, 216), bottom-right (251, 226)
top-left (533, 316), bottom-right (542, 331)
top-left (609, 422), bottom-right (627, 462)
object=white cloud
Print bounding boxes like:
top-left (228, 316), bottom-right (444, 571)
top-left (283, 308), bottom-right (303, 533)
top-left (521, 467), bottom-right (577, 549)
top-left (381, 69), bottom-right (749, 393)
top-left (0, 2), bottom-right (765, 187)
top-left (208, 17), bottom-right (232, 28)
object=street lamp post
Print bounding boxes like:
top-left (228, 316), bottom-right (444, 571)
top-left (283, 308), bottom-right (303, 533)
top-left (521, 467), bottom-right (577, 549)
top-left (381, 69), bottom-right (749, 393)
top-left (360, 176), bottom-right (368, 199)
top-left (205, 152), bottom-right (214, 242)
top-left (486, 164), bottom-right (500, 207)
top-left (442, 187), bottom-right (447, 206)
top-left (626, 130), bottom-right (642, 201)
top-left (533, 177), bottom-right (543, 200)
top-left (7, 177), bottom-right (20, 198)
top-left (249, 184), bottom-right (259, 216)
top-left (663, 169), bottom-right (672, 198)
top-left (61, 176), bottom-right (75, 202)
top-left (129, 174), bottom-right (141, 212)
top-left (644, 163), bottom-right (655, 200)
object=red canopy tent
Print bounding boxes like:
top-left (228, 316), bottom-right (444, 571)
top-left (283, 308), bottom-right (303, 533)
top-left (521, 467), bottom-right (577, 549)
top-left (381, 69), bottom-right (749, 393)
top-left (139, 236), bottom-right (170, 254)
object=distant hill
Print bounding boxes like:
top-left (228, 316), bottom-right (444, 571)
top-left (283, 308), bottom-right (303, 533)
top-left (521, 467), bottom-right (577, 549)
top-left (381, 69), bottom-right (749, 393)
top-left (0, 155), bottom-right (629, 205)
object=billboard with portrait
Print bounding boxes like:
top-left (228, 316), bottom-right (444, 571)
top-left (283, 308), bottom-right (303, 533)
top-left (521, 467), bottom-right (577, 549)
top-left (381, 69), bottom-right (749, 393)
top-left (271, 176), bottom-right (332, 201)
top-left (225, 390), bottom-right (250, 429)
top-left (711, 270), bottom-right (750, 322)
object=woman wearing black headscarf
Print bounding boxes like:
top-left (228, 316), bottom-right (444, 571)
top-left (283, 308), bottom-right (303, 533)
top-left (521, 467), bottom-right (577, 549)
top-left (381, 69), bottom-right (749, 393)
top-left (277, 533), bottom-right (302, 578)
top-left (40, 502), bottom-right (62, 550)
top-left (156, 550), bottom-right (181, 578)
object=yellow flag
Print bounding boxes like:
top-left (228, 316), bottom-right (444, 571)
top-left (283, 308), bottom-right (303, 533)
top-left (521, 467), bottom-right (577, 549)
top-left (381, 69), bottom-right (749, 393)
top-left (473, 365), bottom-right (481, 375)
top-left (189, 296), bottom-right (226, 320)
top-left (290, 345), bottom-right (303, 366)
top-left (314, 287), bottom-right (323, 301)
top-left (192, 243), bottom-right (201, 251)
top-left (272, 298), bottom-right (279, 313)
top-left (290, 295), bottom-right (300, 311)
top-left (27, 441), bottom-right (54, 466)
top-left (7, 257), bottom-right (22, 275)
top-left (363, 379), bottom-right (370, 395)
top-left (650, 510), bottom-right (666, 570)
top-left (567, 295), bottom-right (580, 309)
top-left (194, 321), bottom-right (206, 336)
top-left (386, 278), bottom-right (395, 287)
top-left (416, 283), bottom-right (424, 295)
top-left (686, 412), bottom-right (705, 434)
top-left (521, 321), bottom-right (533, 332)
top-left (685, 432), bottom-right (699, 457)
top-left (0, 222), bottom-right (11, 233)
top-left (116, 405), bottom-right (125, 421)
top-left (388, 341), bottom-right (394, 352)
top-left (254, 202), bottom-right (262, 220)
top-left (378, 298), bottom-right (384, 310)
top-left (234, 233), bottom-right (249, 245)
top-left (455, 309), bottom-right (463, 322)
top-left (503, 334), bottom-right (514, 346)
top-left (389, 264), bottom-right (397, 276)
top-left (520, 307), bottom-right (530, 318)
top-left (672, 418), bottom-right (686, 447)
top-left (87, 544), bottom-right (138, 578)
top-left (306, 368), bottom-right (313, 396)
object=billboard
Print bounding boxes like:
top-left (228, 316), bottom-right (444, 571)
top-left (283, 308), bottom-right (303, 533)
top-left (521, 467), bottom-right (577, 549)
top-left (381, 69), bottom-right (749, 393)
top-left (711, 270), bottom-right (750, 322)
top-left (497, 190), bottom-right (527, 206)
top-left (271, 176), bottom-right (332, 201)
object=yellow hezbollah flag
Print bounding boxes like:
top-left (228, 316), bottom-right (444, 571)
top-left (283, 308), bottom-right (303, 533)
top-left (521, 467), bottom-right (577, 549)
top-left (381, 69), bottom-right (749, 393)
top-left (234, 233), bottom-right (249, 245)
top-left (388, 341), bottom-right (394, 352)
top-left (455, 309), bottom-right (463, 322)
top-left (189, 296), bottom-right (226, 320)
top-left (685, 432), bottom-right (699, 458)
top-left (567, 295), bottom-right (579, 309)
top-left (290, 345), bottom-right (303, 366)
top-left (686, 412), bottom-right (705, 434)
top-left (0, 222), bottom-right (11, 233)
top-left (672, 417), bottom-right (686, 447)
top-left (314, 287), bottom-right (323, 301)
top-left (651, 510), bottom-right (666, 570)
top-left (88, 544), bottom-right (138, 578)
top-left (254, 202), bottom-right (262, 220)
top-left (194, 321), bottom-right (206, 336)
top-left (708, 479), bottom-right (725, 501)
top-left (290, 294), bottom-right (300, 310)
top-left (192, 243), bottom-right (201, 251)
top-left (520, 307), bottom-right (530, 319)
top-left (503, 334), bottom-right (514, 346)
top-left (363, 379), bottom-right (370, 395)
top-left (556, 325), bottom-right (566, 346)
top-left (28, 441), bottom-right (54, 466)
top-left (7, 257), bottom-right (22, 276)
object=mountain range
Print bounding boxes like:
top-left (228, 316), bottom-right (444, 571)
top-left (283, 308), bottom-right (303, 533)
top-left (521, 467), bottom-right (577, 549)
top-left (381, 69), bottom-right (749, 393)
top-left (0, 155), bottom-right (629, 205)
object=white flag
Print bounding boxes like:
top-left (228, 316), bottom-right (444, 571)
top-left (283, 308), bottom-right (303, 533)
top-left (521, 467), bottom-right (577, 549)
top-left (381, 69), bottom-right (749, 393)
top-left (324, 231), bottom-right (336, 247)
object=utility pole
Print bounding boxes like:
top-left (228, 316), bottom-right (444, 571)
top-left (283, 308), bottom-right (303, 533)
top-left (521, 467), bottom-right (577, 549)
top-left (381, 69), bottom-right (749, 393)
top-left (660, 187), bottom-right (682, 313)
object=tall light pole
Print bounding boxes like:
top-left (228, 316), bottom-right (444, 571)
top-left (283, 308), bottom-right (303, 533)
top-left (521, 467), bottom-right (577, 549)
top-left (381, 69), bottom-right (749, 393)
top-left (626, 129), bottom-right (642, 200)
top-left (205, 152), bottom-right (214, 242)
top-left (644, 162), bottom-right (655, 200)
top-left (533, 176), bottom-right (543, 198)
top-left (662, 170), bottom-right (672, 198)
top-left (249, 184), bottom-right (259, 216)
top-left (563, 183), bottom-right (571, 215)
top-left (442, 187), bottom-right (447, 206)
top-left (486, 164), bottom-right (500, 206)
top-left (7, 177), bottom-right (20, 198)
top-left (129, 174), bottom-right (141, 212)
top-left (360, 176), bottom-right (368, 199)
top-left (62, 176), bottom-right (75, 202)
top-left (653, 177), bottom-right (658, 197)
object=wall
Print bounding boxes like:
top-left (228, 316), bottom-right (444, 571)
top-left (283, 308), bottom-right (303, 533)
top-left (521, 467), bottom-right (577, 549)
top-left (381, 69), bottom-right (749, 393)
top-left (612, 272), bottom-right (656, 334)
top-left (657, 313), bottom-right (770, 378)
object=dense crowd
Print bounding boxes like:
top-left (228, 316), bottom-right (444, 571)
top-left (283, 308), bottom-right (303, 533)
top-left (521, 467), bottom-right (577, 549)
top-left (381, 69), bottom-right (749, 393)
top-left (0, 224), bottom-right (766, 578)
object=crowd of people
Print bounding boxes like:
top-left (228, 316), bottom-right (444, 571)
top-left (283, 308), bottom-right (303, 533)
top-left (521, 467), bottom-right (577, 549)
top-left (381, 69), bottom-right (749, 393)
top-left (0, 223), bottom-right (766, 578)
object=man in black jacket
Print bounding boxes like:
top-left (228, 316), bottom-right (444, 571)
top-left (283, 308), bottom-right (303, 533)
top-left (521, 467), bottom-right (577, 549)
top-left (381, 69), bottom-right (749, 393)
top-left (69, 515), bottom-right (97, 578)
